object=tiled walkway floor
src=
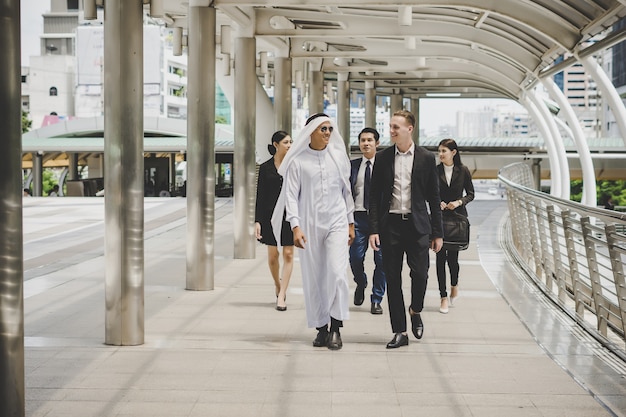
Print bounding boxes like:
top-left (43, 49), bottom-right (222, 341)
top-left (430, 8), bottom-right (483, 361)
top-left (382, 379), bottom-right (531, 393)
top-left (22, 197), bottom-right (625, 416)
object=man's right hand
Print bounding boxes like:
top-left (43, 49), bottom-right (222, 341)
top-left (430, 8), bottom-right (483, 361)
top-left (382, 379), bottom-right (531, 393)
top-left (293, 226), bottom-right (307, 249)
top-left (369, 234), bottom-right (381, 251)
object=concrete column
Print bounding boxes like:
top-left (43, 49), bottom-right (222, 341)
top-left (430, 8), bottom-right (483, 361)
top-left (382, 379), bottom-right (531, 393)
top-left (187, 5), bottom-right (216, 288)
top-left (0, 2), bottom-right (25, 415)
top-left (274, 57), bottom-right (292, 133)
top-left (309, 70), bottom-right (324, 114)
top-left (32, 152), bottom-right (43, 196)
top-left (364, 80), bottom-right (376, 129)
top-left (411, 98), bottom-right (420, 144)
top-left (233, 37), bottom-right (257, 259)
top-left (337, 74), bottom-right (350, 153)
top-left (68, 153), bottom-right (79, 180)
top-left (103, 0), bottom-right (144, 345)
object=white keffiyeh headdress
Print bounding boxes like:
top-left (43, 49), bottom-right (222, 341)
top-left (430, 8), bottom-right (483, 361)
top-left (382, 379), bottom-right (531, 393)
top-left (270, 115), bottom-right (351, 245)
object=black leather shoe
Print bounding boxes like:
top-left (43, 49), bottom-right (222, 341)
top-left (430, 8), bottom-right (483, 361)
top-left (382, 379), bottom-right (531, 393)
top-left (386, 333), bottom-right (408, 349)
top-left (410, 311), bottom-right (424, 339)
top-left (354, 286), bottom-right (365, 306)
top-left (370, 302), bottom-right (383, 315)
top-left (313, 329), bottom-right (329, 347)
top-left (327, 331), bottom-right (342, 350)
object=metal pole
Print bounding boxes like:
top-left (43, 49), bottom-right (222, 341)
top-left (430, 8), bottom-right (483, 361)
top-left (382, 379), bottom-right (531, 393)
top-left (104, 0), bottom-right (144, 345)
top-left (532, 159), bottom-right (542, 191)
top-left (69, 153), bottom-right (79, 180)
top-left (169, 153), bottom-right (176, 193)
top-left (390, 93), bottom-right (403, 112)
top-left (364, 80), bottom-right (375, 129)
top-left (337, 74), bottom-right (350, 153)
top-left (309, 70), bottom-right (324, 114)
top-left (233, 37), bottom-right (256, 259)
top-left (274, 57), bottom-right (292, 133)
top-left (186, 5), bottom-right (216, 289)
top-left (0, 2), bottom-right (25, 414)
top-left (32, 152), bottom-right (43, 196)
top-left (411, 98), bottom-right (420, 145)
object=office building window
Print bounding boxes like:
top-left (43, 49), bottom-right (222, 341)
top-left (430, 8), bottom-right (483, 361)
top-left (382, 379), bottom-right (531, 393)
top-left (49, 87), bottom-right (58, 96)
top-left (67, 0), bottom-right (79, 10)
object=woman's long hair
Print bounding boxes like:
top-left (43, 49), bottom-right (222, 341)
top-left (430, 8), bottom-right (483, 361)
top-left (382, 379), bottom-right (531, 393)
top-left (439, 138), bottom-right (462, 166)
top-left (268, 130), bottom-right (289, 156)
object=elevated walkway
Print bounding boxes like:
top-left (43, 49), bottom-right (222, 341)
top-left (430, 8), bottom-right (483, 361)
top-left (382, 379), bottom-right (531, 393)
top-left (23, 198), bottom-right (626, 416)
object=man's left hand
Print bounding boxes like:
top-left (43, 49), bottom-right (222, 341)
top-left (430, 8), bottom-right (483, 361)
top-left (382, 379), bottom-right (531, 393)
top-left (348, 223), bottom-right (355, 246)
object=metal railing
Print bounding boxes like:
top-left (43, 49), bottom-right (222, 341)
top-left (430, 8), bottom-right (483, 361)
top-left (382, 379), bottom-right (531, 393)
top-left (498, 162), bottom-right (626, 358)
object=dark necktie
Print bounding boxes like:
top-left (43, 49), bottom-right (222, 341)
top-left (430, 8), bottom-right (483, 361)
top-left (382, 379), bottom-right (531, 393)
top-left (364, 160), bottom-right (371, 210)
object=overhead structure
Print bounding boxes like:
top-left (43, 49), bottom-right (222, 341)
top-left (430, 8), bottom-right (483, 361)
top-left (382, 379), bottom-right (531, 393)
top-left (151, 0), bottom-right (626, 205)
top-left (152, 1), bottom-right (626, 100)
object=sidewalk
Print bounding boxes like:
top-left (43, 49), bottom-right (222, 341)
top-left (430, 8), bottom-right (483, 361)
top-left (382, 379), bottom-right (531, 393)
top-left (22, 198), bottom-right (621, 416)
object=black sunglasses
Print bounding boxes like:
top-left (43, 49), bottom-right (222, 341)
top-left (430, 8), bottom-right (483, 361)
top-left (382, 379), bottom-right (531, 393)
top-left (319, 126), bottom-right (334, 133)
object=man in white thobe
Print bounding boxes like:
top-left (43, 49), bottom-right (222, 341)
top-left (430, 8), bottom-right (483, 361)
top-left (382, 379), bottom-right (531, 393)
top-left (272, 113), bottom-right (355, 350)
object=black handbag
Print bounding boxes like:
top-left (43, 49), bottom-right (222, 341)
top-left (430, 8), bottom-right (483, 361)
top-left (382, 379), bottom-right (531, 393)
top-left (441, 211), bottom-right (470, 251)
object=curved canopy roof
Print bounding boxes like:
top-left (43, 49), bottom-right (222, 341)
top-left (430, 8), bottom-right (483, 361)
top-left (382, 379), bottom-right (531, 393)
top-left (157, 0), bottom-right (626, 100)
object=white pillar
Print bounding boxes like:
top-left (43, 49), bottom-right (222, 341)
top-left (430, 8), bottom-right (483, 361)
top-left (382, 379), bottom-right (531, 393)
top-left (528, 89), bottom-right (570, 199)
top-left (542, 78), bottom-right (596, 206)
top-left (520, 94), bottom-right (561, 197)
top-left (579, 55), bottom-right (626, 147)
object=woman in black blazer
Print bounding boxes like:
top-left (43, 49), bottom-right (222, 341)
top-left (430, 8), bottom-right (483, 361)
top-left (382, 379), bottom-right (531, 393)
top-left (436, 138), bottom-right (475, 314)
top-left (254, 131), bottom-right (294, 311)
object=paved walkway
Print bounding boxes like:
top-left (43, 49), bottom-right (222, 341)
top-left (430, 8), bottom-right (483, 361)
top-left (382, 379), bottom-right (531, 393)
top-left (22, 197), bottom-right (626, 416)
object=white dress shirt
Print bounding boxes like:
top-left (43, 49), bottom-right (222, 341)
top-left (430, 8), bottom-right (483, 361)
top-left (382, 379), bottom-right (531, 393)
top-left (390, 143), bottom-right (414, 214)
top-left (355, 156), bottom-right (375, 211)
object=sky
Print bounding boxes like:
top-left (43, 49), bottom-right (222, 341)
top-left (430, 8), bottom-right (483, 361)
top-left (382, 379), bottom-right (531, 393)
top-left (20, 1), bottom-right (524, 134)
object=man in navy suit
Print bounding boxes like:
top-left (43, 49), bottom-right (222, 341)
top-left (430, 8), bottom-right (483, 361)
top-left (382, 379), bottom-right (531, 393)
top-left (350, 127), bottom-right (386, 315)
top-left (368, 110), bottom-right (443, 349)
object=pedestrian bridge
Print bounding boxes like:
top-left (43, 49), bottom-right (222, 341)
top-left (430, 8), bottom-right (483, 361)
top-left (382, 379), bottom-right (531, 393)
top-left (20, 167), bottom-right (626, 415)
top-left (4, 1), bottom-right (626, 415)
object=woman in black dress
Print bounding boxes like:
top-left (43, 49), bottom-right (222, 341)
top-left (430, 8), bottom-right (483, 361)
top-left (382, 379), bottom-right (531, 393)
top-left (436, 138), bottom-right (474, 314)
top-left (255, 131), bottom-right (294, 311)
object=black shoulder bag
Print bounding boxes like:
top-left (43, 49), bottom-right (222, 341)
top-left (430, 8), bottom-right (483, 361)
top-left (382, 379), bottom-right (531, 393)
top-left (441, 210), bottom-right (470, 251)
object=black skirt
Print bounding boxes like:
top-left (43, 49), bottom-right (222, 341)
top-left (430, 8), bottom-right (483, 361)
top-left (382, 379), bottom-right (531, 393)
top-left (258, 217), bottom-right (294, 247)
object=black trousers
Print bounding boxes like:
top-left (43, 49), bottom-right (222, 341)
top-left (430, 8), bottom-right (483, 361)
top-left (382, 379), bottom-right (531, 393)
top-left (380, 215), bottom-right (430, 334)
top-left (436, 249), bottom-right (459, 298)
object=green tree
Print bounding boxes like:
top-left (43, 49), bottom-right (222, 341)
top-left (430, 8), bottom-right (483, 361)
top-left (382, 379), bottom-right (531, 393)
top-left (570, 179), bottom-right (626, 207)
top-left (22, 110), bottom-right (32, 133)
top-left (42, 170), bottom-right (57, 196)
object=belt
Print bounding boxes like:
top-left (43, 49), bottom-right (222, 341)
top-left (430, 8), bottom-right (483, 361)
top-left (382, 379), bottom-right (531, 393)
top-left (390, 212), bottom-right (411, 221)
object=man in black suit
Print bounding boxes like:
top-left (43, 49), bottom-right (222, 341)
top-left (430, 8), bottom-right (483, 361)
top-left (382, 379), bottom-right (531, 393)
top-left (349, 127), bottom-right (386, 315)
top-left (368, 110), bottom-right (443, 349)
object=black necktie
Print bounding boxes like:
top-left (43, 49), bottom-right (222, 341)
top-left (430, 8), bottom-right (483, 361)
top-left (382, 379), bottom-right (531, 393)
top-left (364, 160), bottom-right (371, 210)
